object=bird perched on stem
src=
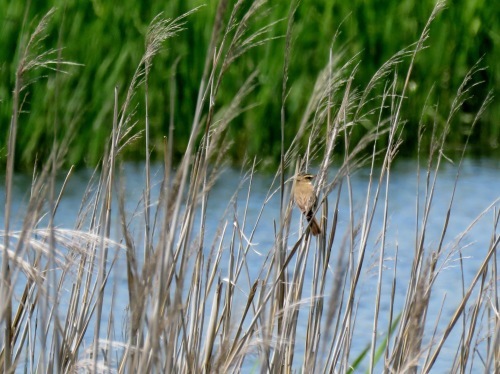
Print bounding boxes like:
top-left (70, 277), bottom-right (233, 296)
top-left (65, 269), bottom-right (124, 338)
top-left (293, 173), bottom-right (321, 236)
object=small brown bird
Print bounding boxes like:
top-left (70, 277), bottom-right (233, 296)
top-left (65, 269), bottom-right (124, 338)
top-left (293, 173), bottom-right (321, 236)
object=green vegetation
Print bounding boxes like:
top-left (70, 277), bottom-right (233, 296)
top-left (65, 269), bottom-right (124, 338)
top-left (1, 1), bottom-right (498, 372)
top-left (0, 0), bottom-right (498, 170)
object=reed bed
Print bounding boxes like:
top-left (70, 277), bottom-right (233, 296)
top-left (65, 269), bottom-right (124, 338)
top-left (1, 1), bottom-right (498, 373)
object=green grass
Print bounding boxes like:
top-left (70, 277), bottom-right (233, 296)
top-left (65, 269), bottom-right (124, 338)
top-left (0, 1), bottom-right (499, 372)
top-left (0, 0), bottom-right (499, 170)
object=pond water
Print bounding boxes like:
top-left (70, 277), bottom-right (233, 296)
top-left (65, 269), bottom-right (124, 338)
top-left (1, 158), bottom-right (499, 372)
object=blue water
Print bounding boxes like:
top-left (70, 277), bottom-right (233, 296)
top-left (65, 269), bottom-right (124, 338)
top-left (1, 158), bottom-right (498, 372)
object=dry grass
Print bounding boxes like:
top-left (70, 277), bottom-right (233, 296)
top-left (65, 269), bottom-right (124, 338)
top-left (1, 1), bottom-right (498, 373)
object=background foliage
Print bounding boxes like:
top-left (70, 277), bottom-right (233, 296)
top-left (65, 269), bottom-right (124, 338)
top-left (0, 0), bottom-right (498, 170)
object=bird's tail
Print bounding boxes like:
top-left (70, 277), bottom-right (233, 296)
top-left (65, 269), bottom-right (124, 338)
top-left (308, 216), bottom-right (321, 236)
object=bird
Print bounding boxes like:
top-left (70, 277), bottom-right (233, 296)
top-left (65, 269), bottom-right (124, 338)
top-left (293, 173), bottom-right (321, 236)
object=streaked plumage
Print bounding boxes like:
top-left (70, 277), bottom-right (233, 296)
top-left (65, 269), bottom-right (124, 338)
top-left (293, 173), bottom-right (321, 236)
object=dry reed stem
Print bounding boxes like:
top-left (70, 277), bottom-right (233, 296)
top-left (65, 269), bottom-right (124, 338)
top-left (1, 2), bottom-right (497, 373)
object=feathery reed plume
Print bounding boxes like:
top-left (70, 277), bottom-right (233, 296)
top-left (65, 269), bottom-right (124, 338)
top-left (1, 2), bottom-right (497, 374)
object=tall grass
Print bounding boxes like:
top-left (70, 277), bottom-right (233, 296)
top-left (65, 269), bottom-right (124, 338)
top-left (0, 0), bottom-right (499, 170)
top-left (1, 1), bottom-right (499, 373)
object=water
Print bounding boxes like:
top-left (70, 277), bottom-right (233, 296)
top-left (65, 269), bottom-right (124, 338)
top-left (1, 158), bottom-right (499, 372)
